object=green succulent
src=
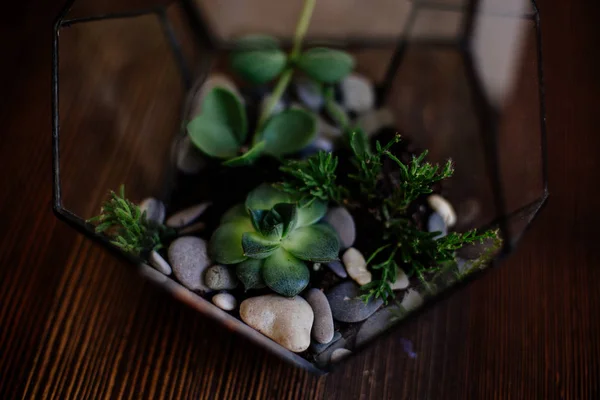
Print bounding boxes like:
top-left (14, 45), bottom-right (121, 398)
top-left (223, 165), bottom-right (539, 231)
top-left (208, 184), bottom-right (340, 297)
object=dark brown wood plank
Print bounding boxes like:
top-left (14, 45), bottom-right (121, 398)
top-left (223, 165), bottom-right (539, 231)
top-left (1, 0), bottom-right (599, 398)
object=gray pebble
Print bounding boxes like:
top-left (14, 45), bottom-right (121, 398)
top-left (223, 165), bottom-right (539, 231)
top-left (355, 306), bottom-right (399, 347)
top-left (326, 260), bottom-right (348, 278)
top-left (315, 337), bottom-right (347, 366)
top-left (340, 73), bottom-right (375, 113)
top-left (294, 76), bottom-right (324, 110)
top-left (330, 348), bottom-right (352, 363)
top-left (139, 197), bottom-right (166, 224)
top-left (326, 281), bottom-right (383, 323)
top-left (168, 236), bottom-right (211, 291)
top-left (310, 331), bottom-right (342, 353)
top-left (427, 212), bottom-right (447, 239)
top-left (204, 265), bottom-right (239, 290)
top-left (324, 207), bottom-right (356, 249)
top-left (178, 221), bottom-right (206, 235)
top-left (304, 289), bottom-right (334, 344)
top-left (166, 203), bottom-right (210, 228)
top-left (212, 293), bottom-right (237, 311)
top-left (149, 250), bottom-right (172, 275)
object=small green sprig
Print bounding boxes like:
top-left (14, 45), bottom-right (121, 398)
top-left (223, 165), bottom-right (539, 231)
top-left (359, 244), bottom-right (397, 304)
top-left (276, 151), bottom-right (349, 205)
top-left (88, 185), bottom-right (173, 257)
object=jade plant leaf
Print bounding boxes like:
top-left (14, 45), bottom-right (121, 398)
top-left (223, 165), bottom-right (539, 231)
top-left (296, 199), bottom-right (327, 227)
top-left (187, 115), bottom-right (240, 158)
top-left (262, 248), bottom-right (310, 297)
top-left (242, 232), bottom-right (280, 259)
top-left (282, 223), bottom-right (339, 262)
top-left (246, 183), bottom-right (293, 211)
top-left (236, 258), bottom-right (266, 290)
top-left (209, 217), bottom-right (254, 264)
top-left (223, 141), bottom-right (266, 167)
top-left (231, 36), bottom-right (287, 84)
top-left (260, 109), bottom-right (317, 156)
top-left (297, 47), bottom-right (355, 83)
top-left (201, 87), bottom-right (248, 143)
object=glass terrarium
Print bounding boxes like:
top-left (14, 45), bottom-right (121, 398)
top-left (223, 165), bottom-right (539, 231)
top-left (52, 0), bottom-right (547, 373)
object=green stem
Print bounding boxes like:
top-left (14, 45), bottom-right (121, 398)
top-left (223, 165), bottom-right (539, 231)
top-left (291, 0), bottom-right (316, 59)
top-left (257, 68), bottom-right (293, 130)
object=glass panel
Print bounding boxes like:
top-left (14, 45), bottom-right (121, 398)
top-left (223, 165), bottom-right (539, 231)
top-left (63, 0), bottom-right (174, 20)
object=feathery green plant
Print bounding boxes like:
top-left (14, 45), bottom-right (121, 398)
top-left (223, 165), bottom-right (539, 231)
top-left (87, 185), bottom-right (173, 257)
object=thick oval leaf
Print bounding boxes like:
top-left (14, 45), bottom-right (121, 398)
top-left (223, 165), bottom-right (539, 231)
top-left (296, 199), bottom-right (327, 227)
top-left (187, 115), bottom-right (240, 158)
top-left (236, 258), bottom-right (266, 290)
top-left (245, 183), bottom-right (293, 211)
top-left (261, 109), bottom-right (317, 156)
top-left (281, 223), bottom-right (340, 262)
top-left (223, 141), bottom-right (266, 167)
top-left (231, 49), bottom-right (287, 84)
top-left (262, 248), bottom-right (309, 297)
top-left (242, 232), bottom-right (280, 259)
top-left (297, 48), bottom-right (355, 83)
top-left (234, 34), bottom-right (281, 51)
top-left (202, 87), bottom-right (247, 143)
top-left (208, 217), bottom-right (254, 264)
top-left (221, 204), bottom-right (248, 223)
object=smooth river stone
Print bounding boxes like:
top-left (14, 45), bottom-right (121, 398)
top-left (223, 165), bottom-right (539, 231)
top-left (240, 295), bottom-right (314, 353)
top-left (165, 203), bottom-right (210, 228)
top-left (342, 247), bottom-right (371, 285)
top-left (304, 289), bottom-right (334, 344)
top-left (326, 281), bottom-right (383, 323)
top-left (168, 236), bottom-right (211, 292)
top-left (324, 207), bottom-right (356, 249)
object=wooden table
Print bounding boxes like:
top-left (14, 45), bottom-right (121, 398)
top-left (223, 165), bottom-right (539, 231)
top-left (1, 0), bottom-right (599, 398)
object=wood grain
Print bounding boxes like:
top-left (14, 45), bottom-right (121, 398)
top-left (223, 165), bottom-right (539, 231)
top-left (1, 0), bottom-right (600, 398)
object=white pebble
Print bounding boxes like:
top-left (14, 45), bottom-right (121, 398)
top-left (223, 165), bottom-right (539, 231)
top-left (166, 203), bottom-right (211, 228)
top-left (330, 348), bottom-right (352, 363)
top-left (139, 197), bottom-right (166, 224)
top-left (401, 289), bottom-right (423, 312)
top-left (342, 247), bottom-right (371, 285)
top-left (340, 73), bottom-right (375, 113)
top-left (212, 293), bottom-right (237, 311)
top-left (390, 267), bottom-right (409, 291)
top-left (427, 194), bottom-right (457, 227)
top-left (149, 250), bottom-right (172, 275)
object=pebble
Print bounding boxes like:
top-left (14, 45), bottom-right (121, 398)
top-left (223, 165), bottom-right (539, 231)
top-left (190, 74), bottom-right (242, 118)
top-left (178, 221), bottom-right (206, 235)
top-left (304, 289), bottom-right (334, 344)
top-left (390, 267), bottom-right (409, 291)
top-left (139, 197), bottom-right (166, 224)
top-left (326, 260), bottom-right (348, 278)
top-left (313, 137), bottom-right (333, 152)
top-left (149, 250), bottom-right (172, 275)
top-left (168, 237), bottom-right (211, 292)
top-left (315, 337), bottom-right (347, 366)
top-left (326, 281), bottom-right (383, 323)
top-left (427, 212), bottom-right (448, 239)
top-left (342, 248), bottom-right (371, 286)
top-left (355, 306), bottom-right (399, 347)
top-left (354, 108), bottom-right (395, 137)
top-left (166, 203), bottom-right (211, 228)
top-left (310, 331), bottom-right (342, 353)
top-left (204, 265), bottom-right (239, 290)
top-left (330, 348), bottom-right (352, 363)
top-left (212, 293), bottom-right (237, 311)
top-left (427, 195), bottom-right (457, 227)
top-left (240, 295), bottom-right (314, 353)
top-left (174, 135), bottom-right (206, 175)
top-left (294, 76), bottom-right (324, 110)
top-left (324, 207), bottom-right (356, 249)
top-left (340, 73), bottom-right (375, 113)
top-left (400, 289), bottom-right (424, 312)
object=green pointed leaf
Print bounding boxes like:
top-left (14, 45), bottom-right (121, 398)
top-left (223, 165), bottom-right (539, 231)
top-left (223, 141), bottom-right (266, 167)
top-left (297, 48), bottom-right (355, 83)
top-left (187, 115), bottom-right (240, 158)
top-left (201, 87), bottom-right (247, 143)
top-left (282, 223), bottom-right (339, 262)
top-left (272, 203), bottom-right (298, 237)
top-left (245, 183), bottom-right (293, 211)
top-left (231, 49), bottom-right (287, 84)
top-left (296, 199), bottom-right (327, 227)
top-left (248, 209), bottom-right (268, 232)
top-left (260, 109), bottom-right (317, 156)
top-left (221, 204), bottom-right (248, 224)
top-left (262, 248), bottom-right (309, 297)
top-left (242, 232), bottom-right (280, 259)
top-left (236, 258), bottom-right (266, 290)
top-left (208, 217), bottom-right (254, 264)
